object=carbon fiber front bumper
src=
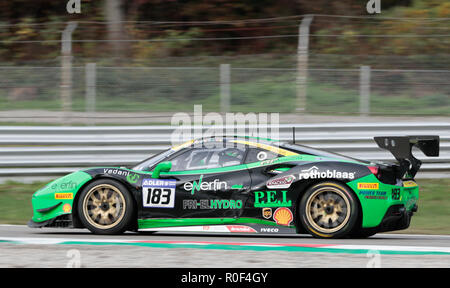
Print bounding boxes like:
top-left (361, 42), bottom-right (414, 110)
top-left (28, 214), bottom-right (74, 228)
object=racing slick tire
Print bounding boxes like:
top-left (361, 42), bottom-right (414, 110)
top-left (299, 181), bottom-right (359, 239)
top-left (77, 179), bottom-right (135, 235)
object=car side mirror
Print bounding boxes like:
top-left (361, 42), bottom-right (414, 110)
top-left (152, 161), bottom-right (172, 179)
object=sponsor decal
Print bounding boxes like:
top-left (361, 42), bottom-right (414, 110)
top-left (266, 175), bottom-right (295, 189)
top-left (403, 181), bottom-right (418, 188)
top-left (55, 193), bottom-right (73, 200)
top-left (183, 199), bottom-right (242, 210)
top-left (262, 208), bottom-right (272, 219)
top-left (254, 190), bottom-right (292, 208)
top-left (126, 173), bottom-right (140, 184)
top-left (103, 168), bottom-right (134, 177)
top-left (183, 175), bottom-right (228, 195)
top-left (357, 183), bottom-right (379, 190)
top-left (50, 180), bottom-right (77, 191)
top-left (142, 178), bottom-right (176, 208)
top-left (298, 166), bottom-right (355, 180)
top-left (226, 225), bottom-right (257, 233)
top-left (142, 179), bottom-right (174, 187)
top-left (260, 227), bottom-right (279, 233)
top-left (62, 203), bottom-right (72, 213)
top-left (359, 190), bottom-right (387, 200)
top-left (210, 199), bottom-right (242, 209)
top-left (273, 207), bottom-right (293, 226)
top-left (183, 199), bottom-right (210, 209)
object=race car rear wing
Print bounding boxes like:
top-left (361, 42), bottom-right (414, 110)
top-left (374, 135), bottom-right (440, 178)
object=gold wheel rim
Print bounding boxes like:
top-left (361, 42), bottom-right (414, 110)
top-left (305, 186), bottom-right (351, 234)
top-left (82, 184), bottom-right (126, 230)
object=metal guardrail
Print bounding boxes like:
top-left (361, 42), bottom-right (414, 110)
top-left (0, 122), bottom-right (449, 178)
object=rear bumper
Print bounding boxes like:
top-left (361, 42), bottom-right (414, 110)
top-left (377, 204), bottom-right (416, 233)
top-left (356, 203), bottom-right (416, 236)
top-left (348, 174), bottom-right (419, 228)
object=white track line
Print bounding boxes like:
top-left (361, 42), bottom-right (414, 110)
top-left (326, 244), bottom-right (450, 253)
top-left (1, 224), bottom-right (450, 238)
top-left (1, 236), bottom-right (450, 254)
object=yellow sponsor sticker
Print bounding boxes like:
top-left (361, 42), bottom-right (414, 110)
top-left (273, 207), bottom-right (293, 226)
top-left (55, 193), bottom-right (73, 200)
top-left (403, 180), bottom-right (418, 188)
top-left (357, 183), bottom-right (379, 190)
top-left (62, 203), bottom-right (72, 213)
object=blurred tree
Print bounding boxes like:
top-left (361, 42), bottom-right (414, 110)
top-left (311, 0), bottom-right (449, 58)
top-left (0, 0), bottom-right (446, 63)
top-left (104, 0), bottom-right (127, 59)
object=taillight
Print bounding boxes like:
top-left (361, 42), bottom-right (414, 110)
top-left (368, 166), bottom-right (379, 177)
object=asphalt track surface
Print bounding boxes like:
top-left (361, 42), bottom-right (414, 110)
top-left (1, 225), bottom-right (450, 268)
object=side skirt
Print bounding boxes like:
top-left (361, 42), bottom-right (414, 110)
top-left (138, 218), bottom-right (296, 234)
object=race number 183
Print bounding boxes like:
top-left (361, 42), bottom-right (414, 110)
top-left (142, 179), bottom-right (176, 208)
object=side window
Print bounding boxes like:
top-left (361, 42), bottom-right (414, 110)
top-left (169, 147), bottom-right (246, 171)
top-left (245, 148), bottom-right (281, 164)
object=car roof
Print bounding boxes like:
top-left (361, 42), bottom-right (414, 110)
top-left (171, 136), bottom-right (367, 164)
top-left (172, 136), bottom-right (280, 149)
top-left (171, 136), bottom-right (298, 157)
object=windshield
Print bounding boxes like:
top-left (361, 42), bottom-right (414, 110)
top-left (132, 149), bottom-right (176, 171)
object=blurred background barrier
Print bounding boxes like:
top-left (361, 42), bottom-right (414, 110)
top-left (0, 122), bottom-right (448, 182)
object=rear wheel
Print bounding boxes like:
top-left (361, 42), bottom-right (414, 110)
top-left (299, 181), bottom-right (359, 238)
top-left (77, 179), bottom-right (135, 235)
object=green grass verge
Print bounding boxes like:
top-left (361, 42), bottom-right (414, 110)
top-left (0, 178), bottom-right (448, 234)
top-left (403, 179), bottom-right (450, 235)
top-left (0, 181), bottom-right (45, 225)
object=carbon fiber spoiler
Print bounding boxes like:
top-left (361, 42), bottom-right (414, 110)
top-left (374, 135), bottom-right (440, 178)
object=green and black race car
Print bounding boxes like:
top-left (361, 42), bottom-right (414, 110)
top-left (28, 135), bottom-right (439, 238)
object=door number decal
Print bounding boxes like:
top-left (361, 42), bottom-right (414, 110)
top-left (142, 179), bottom-right (176, 208)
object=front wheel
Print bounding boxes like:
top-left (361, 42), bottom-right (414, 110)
top-left (77, 179), bottom-right (135, 235)
top-left (299, 181), bottom-right (359, 238)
